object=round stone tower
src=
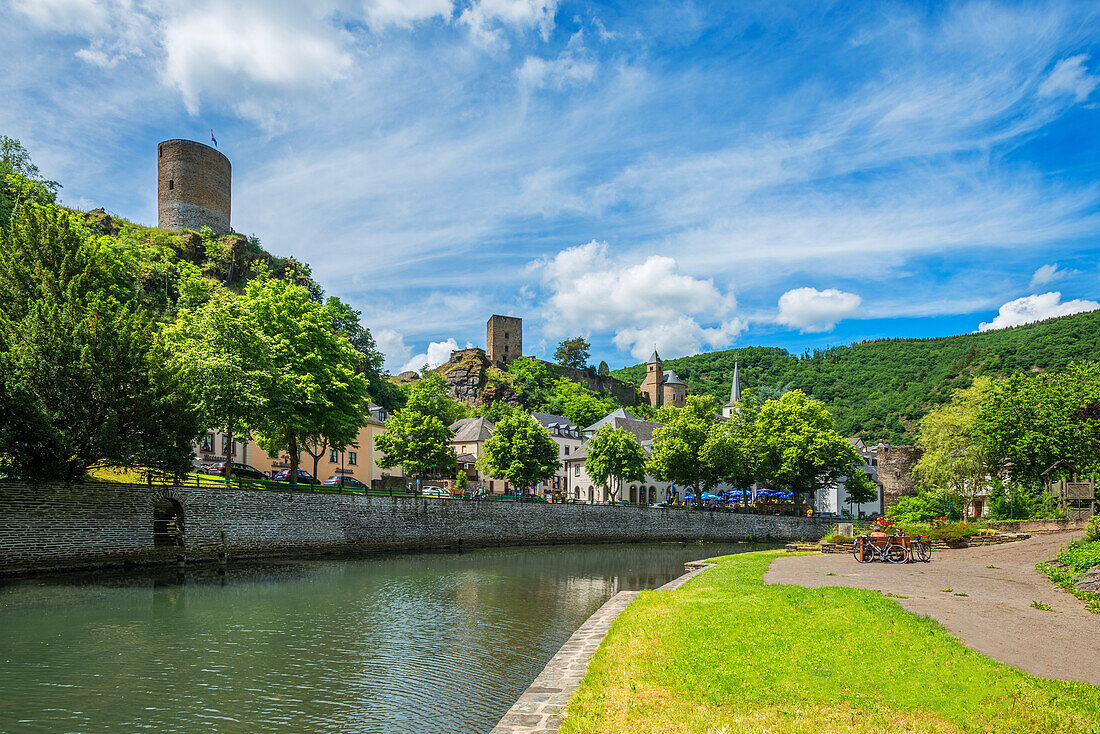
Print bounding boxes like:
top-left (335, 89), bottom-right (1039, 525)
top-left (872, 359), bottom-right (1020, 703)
top-left (157, 139), bottom-right (231, 233)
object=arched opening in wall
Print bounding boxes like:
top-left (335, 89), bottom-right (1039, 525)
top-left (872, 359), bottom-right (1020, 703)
top-left (629, 486), bottom-right (637, 503)
top-left (649, 487), bottom-right (656, 503)
top-left (588, 486), bottom-right (594, 502)
top-left (153, 497), bottom-right (185, 547)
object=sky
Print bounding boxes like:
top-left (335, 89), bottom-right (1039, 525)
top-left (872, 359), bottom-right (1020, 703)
top-left (2, 0), bottom-right (1099, 373)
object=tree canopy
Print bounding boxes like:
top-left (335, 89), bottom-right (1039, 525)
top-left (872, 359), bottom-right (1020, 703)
top-left (647, 395), bottom-right (720, 500)
top-left (584, 425), bottom-right (647, 501)
top-left (477, 411), bottom-right (559, 492)
top-left (554, 336), bottom-right (590, 369)
top-left (754, 390), bottom-right (862, 507)
top-left (0, 205), bottom-right (197, 479)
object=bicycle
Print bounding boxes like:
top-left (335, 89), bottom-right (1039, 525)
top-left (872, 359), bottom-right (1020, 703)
top-left (910, 535), bottom-right (932, 563)
top-left (853, 534), bottom-right (909, 564)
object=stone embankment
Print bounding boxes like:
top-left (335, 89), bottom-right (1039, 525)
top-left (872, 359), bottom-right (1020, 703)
top-left (0, 480), bottom-right (830, 576)
top-left (787, 531), bottom-right (1033, 554)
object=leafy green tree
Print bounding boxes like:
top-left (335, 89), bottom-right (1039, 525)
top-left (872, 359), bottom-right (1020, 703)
top-left (648, 395), bottom-right (720, 502)
top-left (507, 356), bottom-right (554, 408)
top-left (245, 277), bottom-right (369, 485)
top-left (844, 469), bottom-right (879, 514)
top-left (0, 205), bottom-right (196, 479)
top-left (554, 336), bottom-right (590, 369)
top-left (547, 378), bottom-right (619, 428)
top-left (159, 289), bottom-right (271, 480)
top-left (405, 372), bottom-right (465, 424)
top-left (374, 409), bottom-right (455, 479)
top-left (325, 296), bottom-right (398, 410)
top-left (597, 360), bottom-right (610, 377)
top-left (701, 400), bottom-right (758, 504)
top-left (976, 362), bottom-right (1100, 482)
top-left (913, 378), bottom-right (993, 518)
top-left (477, 411), bottom-right (559, 494)
top-left (0, 136), bottom-right (59, 228)
top-left (455, 469), bottom-right (468, 491)
top-left (755, 390), bottom-right (861, 509)
top-left (584, 425), bottom-right (646, 501)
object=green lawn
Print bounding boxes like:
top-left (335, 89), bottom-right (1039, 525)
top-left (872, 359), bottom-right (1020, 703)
top-left (561, 551), bottom-right (1100, 734)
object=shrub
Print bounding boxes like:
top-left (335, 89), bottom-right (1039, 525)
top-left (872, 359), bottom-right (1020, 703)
top-left (1059, 540), bottom-right (1100, 573)
top-left (1086, 515), bottom-right (1100, 543)
top-left (889, 488), bottom-right (961, 524)
top-left (925, 522), bottom-right (984, 544)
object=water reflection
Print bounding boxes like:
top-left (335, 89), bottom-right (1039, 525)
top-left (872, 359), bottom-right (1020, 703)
top-left (0, 542), bottom-right (763, 733)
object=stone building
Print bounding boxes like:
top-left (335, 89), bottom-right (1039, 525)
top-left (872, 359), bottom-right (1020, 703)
top-left (563, 408), bottom-right (675, 505)
top-left (639, 350), bottom-right (687, 408)
top-left (157, 139), bottom-right (232, 233)
top-left (873, 443), bottom-right (924, 508)
top-left (486, 314), bottom-right (522, 365)
top-left (531, 413), bottom-right (585, 498)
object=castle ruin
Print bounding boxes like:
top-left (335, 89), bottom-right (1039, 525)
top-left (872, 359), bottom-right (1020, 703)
top-left (157, 139), bottom-right (231, 233)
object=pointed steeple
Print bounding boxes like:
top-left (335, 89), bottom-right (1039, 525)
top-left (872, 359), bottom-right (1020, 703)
top-left (648, 348), bottom-right (661, 365)
top-left (729, 361), bottom-right (742, 405)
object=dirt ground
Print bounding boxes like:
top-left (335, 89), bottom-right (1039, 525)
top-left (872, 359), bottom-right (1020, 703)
top-left (764, 532), bottom-right (1100, 685)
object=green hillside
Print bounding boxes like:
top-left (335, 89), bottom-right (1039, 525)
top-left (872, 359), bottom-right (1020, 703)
top-left (612, 311), bottom-right (1100, 444)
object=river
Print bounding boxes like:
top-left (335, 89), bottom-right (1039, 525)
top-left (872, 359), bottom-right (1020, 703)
top-left (0, 542), bottom-right (762, 733)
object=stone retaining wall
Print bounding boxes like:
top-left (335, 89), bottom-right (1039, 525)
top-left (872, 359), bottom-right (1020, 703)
top-left (0, 481), bottom-right (830, 575)
top-left (805, 531), bottom-right (1032, 554)
top-left (986, 518), bottom-right (1090, 534)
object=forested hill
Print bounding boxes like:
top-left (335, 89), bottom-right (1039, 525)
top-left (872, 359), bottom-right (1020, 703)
top-left (611, 310), bottom-right (1100, 444)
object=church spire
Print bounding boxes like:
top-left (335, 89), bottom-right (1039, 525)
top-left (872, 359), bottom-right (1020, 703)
top-left (729, 361), bottom-right (742, 405)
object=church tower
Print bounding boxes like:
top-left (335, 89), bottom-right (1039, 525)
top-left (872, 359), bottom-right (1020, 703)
top-left (722, 362), bottom-right (742, 419)
top-left (641, 350), bottom-right (662, 406)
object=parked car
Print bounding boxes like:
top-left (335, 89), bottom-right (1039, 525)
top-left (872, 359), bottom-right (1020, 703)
top-left (271, 469), bottom-right (321, 485)
top-left (209, 462), bottom-right (268, 480)
top-left (515, 493), bottom-right (547, 503)
top-left (420, 485), bottom-right (453, 498)
top-left (323, 475), bottom-right (369, 491)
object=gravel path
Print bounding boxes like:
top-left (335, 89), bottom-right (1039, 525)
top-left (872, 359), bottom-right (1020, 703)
top-left (764, 532), bottom-right (1100, 685)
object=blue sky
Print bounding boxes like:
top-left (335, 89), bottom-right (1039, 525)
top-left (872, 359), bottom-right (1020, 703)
top-left (2, 0), bottom-right (1099, 372)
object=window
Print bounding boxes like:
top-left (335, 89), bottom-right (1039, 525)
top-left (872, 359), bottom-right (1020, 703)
top-left (222, 436), bottom-right (236, 456)
top-left (504, 332), bottom-right (509, 339)
top-left (574, 465), bottom-right (581, 476)
top-left (348, 452), bottom-right (357, 466)
top-left (504, 345), bottom-right (509, 352)
top-left (168, 179), bottom-right (174, 190)
top-left (329, 449), bottom-right (339, 463)
top-left (159, 145), bottom-right (162, 158)
top-left (201, 434), bottom-right (214, 453)
top-left (564, 446), bottom-right (570, 455)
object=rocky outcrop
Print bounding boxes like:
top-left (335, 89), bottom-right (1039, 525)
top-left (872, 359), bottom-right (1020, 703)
top-left (438, 348), bottom-right (520, 407)
top-left (1078, 566), bottom-right (1100, 594)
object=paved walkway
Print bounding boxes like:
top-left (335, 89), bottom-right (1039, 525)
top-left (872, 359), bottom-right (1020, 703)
top-left (764, 531), bottom-right (1100, 685)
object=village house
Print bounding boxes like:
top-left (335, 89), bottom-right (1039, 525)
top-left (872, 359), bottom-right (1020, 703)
top-left (563, 408), bottom-right (676, 504)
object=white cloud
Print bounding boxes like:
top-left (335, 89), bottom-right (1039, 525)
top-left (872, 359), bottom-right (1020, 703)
top-left (398, 338), bottom-right (472, 374)
top-left (363, 0), bottom-right (453, 29)
top-left (1029, 263), bottom-right (1064, 288)
top-left (978, 292), bottom-right (1100, 331)
top-left (14, 0), bottom-right (151, 67)
top-left (460, 0), bottom-right (559, 46)
top-left (161, 3), bottom-right (352, 119)
top-left (612, 316), bottom-right (746, 362)
top-left (12, 0), bottom-right (108, 33)
top-left (533, 241), bottom-right (741, 360)
top-left (1038, 55), bottom-right (1099, 103)
top-left (776, 287), bottom-right (862, 333)
top-left (517, 50), bottom-right (596, 90)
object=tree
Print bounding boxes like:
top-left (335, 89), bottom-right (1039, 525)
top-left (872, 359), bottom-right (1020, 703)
top-left (246, 277), bottom-right (369, 485)
top-left (325, 296), bottom-right (399, 410)
top-left (554, 336), bottom-right (590, 369)
top-left (374, 408), bottom-right (455, 479)
top-left (159, 289), bottom-right (271, 481)
top-left (913, 378), bottom-right (992, 518)
top-left (976, 362), bottom-right (1100, 483)
top-left (648, 395), bottom-right (720, 503)
top-left (0, 205), bottom-right (197, 479)
top-left (755, 390), bottom-right (861, 509)
top-left (597, 360), bottom-right (610, 377)
top-left (0, 136), bottom-right (60, 229)
top-left (844, 469), bottom-right (879, 515)
top-left (584, 425), bottom-right (646, 502)
top-left (405, 372), bottom-right (465, 424)
top-left (546, 378), bottom-right (619, 428)
top-left (507, 356), bottom-right (553, 408)
top-left (477, 411), bottom-right (559, 494)
top-left (701, 400), bottom-right (758, 505)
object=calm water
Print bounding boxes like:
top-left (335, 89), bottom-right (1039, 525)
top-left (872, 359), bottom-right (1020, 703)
top-left (0, 543), bottom-right (760, 733)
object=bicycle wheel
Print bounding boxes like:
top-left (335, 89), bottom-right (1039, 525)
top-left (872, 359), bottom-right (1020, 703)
top-left (853, 540), bottom-right (873, 563)
top-left (885, 544), bottom-right (908, 564)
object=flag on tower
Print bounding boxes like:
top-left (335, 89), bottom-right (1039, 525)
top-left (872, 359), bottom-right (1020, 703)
top-left (210, 129), bottom-right (218, 148)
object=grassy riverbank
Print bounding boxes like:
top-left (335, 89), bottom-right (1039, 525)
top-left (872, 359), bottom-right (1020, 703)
top-left (561, 550), bottom-right (1100, 733)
